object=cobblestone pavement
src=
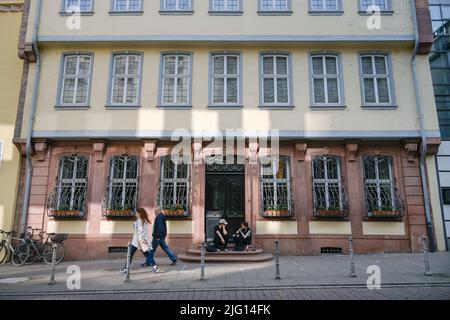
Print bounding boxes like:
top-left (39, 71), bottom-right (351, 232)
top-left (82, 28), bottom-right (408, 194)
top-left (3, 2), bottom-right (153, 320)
top-left (0, 252), bottom-right (449, 300)
top-left (1, 285), bottom-right (450, 300)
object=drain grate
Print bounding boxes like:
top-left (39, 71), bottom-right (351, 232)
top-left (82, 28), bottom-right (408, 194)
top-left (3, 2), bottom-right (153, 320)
top-left (108, 246), bottom-right (128, 254)
top-left (321, 247), bottom-right (343, 254)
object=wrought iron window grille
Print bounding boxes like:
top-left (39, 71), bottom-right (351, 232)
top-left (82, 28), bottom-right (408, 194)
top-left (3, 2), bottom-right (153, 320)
top-left (47, 155), bottom-right (88, 219)
top-left (102, 155), bottom-right (139, 219)
top-left (260, 155), bottom-right (294, 218)
top-left (158, 155), bottom-right (191, 218)
top-left (363, 156), bottom-right (405, 220)
top-left (312, 155), bottom-right (349, 219)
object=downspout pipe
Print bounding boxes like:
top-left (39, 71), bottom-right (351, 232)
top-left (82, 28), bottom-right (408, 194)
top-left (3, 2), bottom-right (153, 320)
top-left (410, 0), bottom-right (436, 252)
top-left (20, 0), bottom-right (42, 234)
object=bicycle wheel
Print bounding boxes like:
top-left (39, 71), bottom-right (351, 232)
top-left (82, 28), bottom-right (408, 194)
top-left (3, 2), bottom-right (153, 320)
top-left (0, 242), bottom-right (8, 264)
top-left (25, 241), bottom-right (41, 265)
top-left (43, 243), bottom-right (65, 265)
top-left (11, 240), bottom-right (30, 267)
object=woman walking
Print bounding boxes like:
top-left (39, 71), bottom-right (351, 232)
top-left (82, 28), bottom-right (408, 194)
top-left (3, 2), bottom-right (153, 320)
top-left (117, 208), bottom-right (152, 275)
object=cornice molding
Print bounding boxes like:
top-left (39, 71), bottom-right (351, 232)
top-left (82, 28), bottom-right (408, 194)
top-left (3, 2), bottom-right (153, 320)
top-left (0, 3), bottom-right (23, 13)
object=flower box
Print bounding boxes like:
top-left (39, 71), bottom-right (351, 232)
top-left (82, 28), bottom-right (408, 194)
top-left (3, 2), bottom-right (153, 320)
top-left (162, 204), bottom-right (187, 217)
top-left (105, 209), bottom-right (134, 218)
top-left (370, 210), bottom-right (402, 219)
top-left (316, 209), bottom-right (347, 218)
top-left (51, 210), bottom-right (82, 218)
top-left (263, 209), bottom-right (291, 218)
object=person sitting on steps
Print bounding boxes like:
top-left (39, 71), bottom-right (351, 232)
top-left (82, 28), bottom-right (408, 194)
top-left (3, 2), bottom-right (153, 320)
top-left (234, 221), bottom-right (252, 251)
top-left (213, 219), bottom-right (229, 251)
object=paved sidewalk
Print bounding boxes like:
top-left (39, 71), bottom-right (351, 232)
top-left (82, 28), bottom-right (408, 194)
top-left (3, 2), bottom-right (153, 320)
top-left (0, 252), bottom-right (449, 299)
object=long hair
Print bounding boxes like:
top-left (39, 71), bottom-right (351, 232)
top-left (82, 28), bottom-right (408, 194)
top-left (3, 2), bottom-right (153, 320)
top-left (136, 208), bottom-right (151, 224)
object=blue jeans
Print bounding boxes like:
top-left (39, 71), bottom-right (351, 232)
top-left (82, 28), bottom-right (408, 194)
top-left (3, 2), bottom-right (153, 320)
top-left (145, 237), bottom-right (177, 266)
top-left (122, 244), bottom-right (148, 270)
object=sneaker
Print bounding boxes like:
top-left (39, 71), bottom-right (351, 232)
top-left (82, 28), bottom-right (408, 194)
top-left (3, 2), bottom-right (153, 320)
top-left (141, 263), bottom-right (150, 268)
top-left (117, 269), bottom-right (126, 275)
top-left (170, 259), bottom-right (177, 267)
top-left (152, 266), bottom-right (159, 273)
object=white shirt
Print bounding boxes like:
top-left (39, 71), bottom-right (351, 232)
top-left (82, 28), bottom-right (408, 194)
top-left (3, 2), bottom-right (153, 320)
top-left (131, 218), bottom-right (149, 248)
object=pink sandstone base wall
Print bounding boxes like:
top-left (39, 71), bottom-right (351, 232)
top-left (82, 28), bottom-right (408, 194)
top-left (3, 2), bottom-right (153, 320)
top-left (13, 139), bottom-right (432, 260)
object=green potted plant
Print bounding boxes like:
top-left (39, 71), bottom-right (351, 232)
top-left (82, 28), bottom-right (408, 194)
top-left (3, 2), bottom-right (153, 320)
top-left (371, 205), bottom-right (400, 218)
top-left (273, 205), bottom-right (280, 217)
top-left (169, 204), bottom-right (177, 216)
top-left (106, 205), bottom-right (132, 217)
top-left (265, 206), bottom-right (273, 217)
top-left (53, 204), bottom-right (81, 218)
top-left (175, 203), bottom-right (184, 215)
top-left (280, 205), bottom-right (289, 216)
top-left (317, 205), bottom-right (345, 218)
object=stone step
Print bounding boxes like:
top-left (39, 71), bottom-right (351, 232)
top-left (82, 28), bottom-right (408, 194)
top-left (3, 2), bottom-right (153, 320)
top-left (177, 253), bottom-right (274, 263)
top-left (187, 248), bottom-right (264, 256)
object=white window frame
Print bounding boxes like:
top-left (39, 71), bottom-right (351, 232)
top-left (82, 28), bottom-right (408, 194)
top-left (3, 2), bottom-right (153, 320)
top-left (359, 0), bottom-right (392, 13)
top-left (107, 155), bottom-right (139, 210)
top-left (260, 156), bottom-right (292, 214)
top-left (260, 52), bottom-right (292, 107)
top-left (312, 156), bottom-right (344, 210)
top-left (58, 53), bottom-right (93, 106)
top-left (159, 53), bottom-right (192, 107)
top-left (161, 0), bottom-right (193, 11)
top-left (309, 53), bottom-right (344, 107)
top-left (63, 0), bottom-right (94, 13)
top-left (209, 0), bottom-right (242, 13)
top-left (159, 156), bottom-right (191, 213)
top-left (111, 0), bottom-right (143, 12)
top-left (209, 52), bottom-right (242, 106)
top-left (309, 0), bottom-right (340, 12)
top-left (258, 0), bottom-right (291, 12)
top-left (359, 53), bottom-right (396, 107)
top-left (56, 156), bottom-right (88, 212)
top-left (108, 53), bottom-right (143, 107)
top-left (363, 156), bottom-right (397, 211)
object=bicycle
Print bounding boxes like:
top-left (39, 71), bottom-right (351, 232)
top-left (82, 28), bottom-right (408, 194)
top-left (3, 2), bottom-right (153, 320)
top-left (24, 227), bottom-right (67, 265)
top-left (0, 230), bottom-right (30, 266)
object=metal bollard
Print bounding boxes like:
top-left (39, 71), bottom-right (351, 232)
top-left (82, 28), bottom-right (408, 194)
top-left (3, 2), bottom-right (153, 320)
top-left (124, 242), bottom-right (132, 282)
top-left (421, 235), bottom-right (433, 277)
top-left (274, 240), bottom-right (281, 280)
top-left (348, 236), bottom-right (357, 278)
top-left (48, 243), bottom-right (57, 285)
top-left (200, 241), bottom-right (206, 280)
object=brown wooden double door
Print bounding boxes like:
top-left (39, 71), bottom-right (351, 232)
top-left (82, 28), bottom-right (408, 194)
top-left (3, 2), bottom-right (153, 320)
top-left (205, 173), bottom-right (245, 242)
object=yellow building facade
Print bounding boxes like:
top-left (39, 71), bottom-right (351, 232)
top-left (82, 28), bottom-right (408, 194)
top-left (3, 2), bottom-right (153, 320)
top-left (0, 0), bottom-right (24, 233)
top-left (14, 0), bottom-right (448, 259)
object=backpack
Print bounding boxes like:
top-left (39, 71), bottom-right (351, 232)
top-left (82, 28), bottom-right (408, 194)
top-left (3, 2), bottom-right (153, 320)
top-left (205, 242), bottom-right (217, 252)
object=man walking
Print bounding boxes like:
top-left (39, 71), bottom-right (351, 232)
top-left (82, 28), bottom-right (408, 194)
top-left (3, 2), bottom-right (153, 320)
top-left (144, 207), bottom-right (177, 273)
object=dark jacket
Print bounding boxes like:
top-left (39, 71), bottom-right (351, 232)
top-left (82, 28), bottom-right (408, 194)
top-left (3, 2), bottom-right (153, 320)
top-left (153, 213), bottom-right (167, 239)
